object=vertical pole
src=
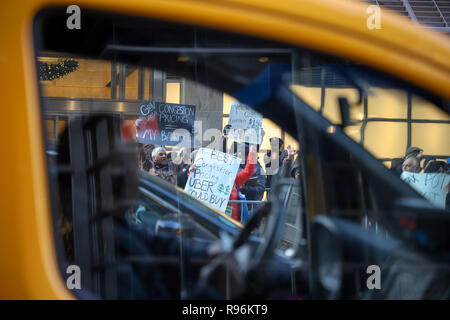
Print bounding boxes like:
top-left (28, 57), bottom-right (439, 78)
top-left (148, 69), bottom-right (153, 100)
top-left (110, 62), bottom-right (117, 99)
top-left (152, 70), bottom-right (165, 102)
top-left (407, 92), bottom-right (412, 151)
top-left (360, 94), bottom-right (368, 146)
top-left (319, 67), bottom-right (326, 114)
top-left (119, 64), bottom-right (126, 100)
top-left (137, 67), bottom-right (145, 100)
top-left (180, 78), bottom-right (186, 104)
top-left (54, 115), bottom-right (59, 140)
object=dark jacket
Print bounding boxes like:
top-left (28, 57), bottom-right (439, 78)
top-left (177, 164), bottom-right (190, 188)
top-left (149, 161), bottom-right (177, 185)
top-left (264, 149), bottom-right (287, 188)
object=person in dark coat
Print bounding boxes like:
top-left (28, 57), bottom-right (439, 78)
top-left (222, 124), bottom-right (232, 154)
top-left (390, 158), bottom-right (404, 176)
top-left (402, 156), bottom-right (421, 173)
top-left (264, 137), bottom-right (286, 189)
top-left (423, 160), bottom-right (447, 173)
top-left (391, 147), bottom-right (424, 176)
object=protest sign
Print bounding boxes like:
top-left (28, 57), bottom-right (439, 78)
top-left (136, 101), bottom-right (195, 146)
top-left (400, 172), bottom-right (450, 209)
top-left (184, 148), bottom-right (241, 213)
top-left (228, 102), bottom-right (262, 144)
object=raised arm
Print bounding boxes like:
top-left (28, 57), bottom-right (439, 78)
top-left (235, 146), bottom-right (257, 189)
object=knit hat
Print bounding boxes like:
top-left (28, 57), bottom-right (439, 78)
top-left (405, 146), bottom-right (423, 158)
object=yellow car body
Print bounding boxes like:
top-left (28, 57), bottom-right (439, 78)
top-left (0, 0), bottom-right (448, 299)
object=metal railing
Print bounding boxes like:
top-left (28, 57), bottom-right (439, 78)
top-left (401, 0), bottom-right (418, 22)
top-left (432, 0), bottom-right (449, 27)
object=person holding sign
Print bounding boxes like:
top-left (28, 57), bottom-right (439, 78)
top-left (235, 142), bottom-right (266, 202)
top-left (188, 145), bottom-right (257, 221)
top-left (225, 144), bottom-right (257, 220)
top-left (401, 171), bottom-right (450, 209)
top-left (137, 101), bottom-right (196, 146)
top-left (402, 156), bottom-right (421, 173)
top-left (228, 102), bottom-right (263, 145)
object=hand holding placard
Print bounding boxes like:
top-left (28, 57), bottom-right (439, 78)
top-left (184, 148), bottom-right (241, 212)
top-left (401, 172), bottom-right (450, 209)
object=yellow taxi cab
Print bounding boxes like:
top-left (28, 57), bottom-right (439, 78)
top-left (0, 0), bottom-right (449, 299)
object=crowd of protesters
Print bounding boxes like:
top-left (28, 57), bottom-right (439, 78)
top-left (135, 119), bottom-right (302, 221)
top-left (392, 146), bottom-right (449, 210)
top-left (136, 125), bottom-right (446, 217)
top-left (391, 146), bottom-right (449, 175)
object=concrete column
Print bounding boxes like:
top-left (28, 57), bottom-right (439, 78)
top-left (152, 70), bottom-right (165, 102)
top-left (183, 79), bottom-right (223, 147)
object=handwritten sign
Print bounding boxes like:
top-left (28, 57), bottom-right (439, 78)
top-left (137, 101), bottom-right (195, 146)
top-left (400, 172), bottom-right (450, 209)
top-left (184, 148), bottom-right (241, 212)
top-left (228, 102), bottom-right (262, 144)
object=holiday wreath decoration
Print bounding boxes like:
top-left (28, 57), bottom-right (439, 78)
top-left (38, 59), bottom-right (79, 81)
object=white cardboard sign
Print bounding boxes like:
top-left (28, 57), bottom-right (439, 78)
top-left (184, 148), bottom-right (241, 212)
top-left (228, 102), bottom-right (263, 144)
top-left (400, 172), bottom-right (450, 209)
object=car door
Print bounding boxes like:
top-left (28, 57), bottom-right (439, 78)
top-left (138, 170), bottom-right (244, 236)
top-left (283, 55), bottom-right (450, 298)
top-left (135, 171), bottom-right (243, 240)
